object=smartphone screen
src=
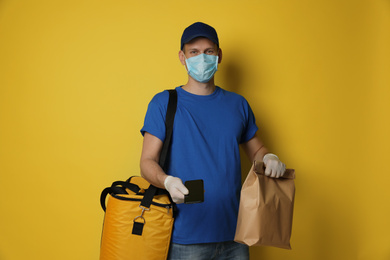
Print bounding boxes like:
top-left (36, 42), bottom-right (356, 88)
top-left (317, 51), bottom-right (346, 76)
top-left (184, 179), bottom-right (204, 204)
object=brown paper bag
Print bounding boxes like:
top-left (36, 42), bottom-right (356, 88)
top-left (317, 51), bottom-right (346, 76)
top-left (234, 161), bottom-right (295, 249)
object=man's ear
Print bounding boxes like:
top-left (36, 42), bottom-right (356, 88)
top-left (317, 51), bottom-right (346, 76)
top-left (218, 48), bottom-right (222, 64)
top-left (178, 50), bottom-right (186, 66)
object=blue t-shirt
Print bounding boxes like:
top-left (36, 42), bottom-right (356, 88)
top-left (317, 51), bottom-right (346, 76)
top-left (141, 86), bottom-right (258, 244)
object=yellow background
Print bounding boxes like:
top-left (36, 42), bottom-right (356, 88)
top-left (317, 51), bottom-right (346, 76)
top-left (1, 0), bottom-right (389, 259)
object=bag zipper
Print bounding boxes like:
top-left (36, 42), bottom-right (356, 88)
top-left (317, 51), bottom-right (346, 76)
top-left (112, 193), bottom-right (173, 209)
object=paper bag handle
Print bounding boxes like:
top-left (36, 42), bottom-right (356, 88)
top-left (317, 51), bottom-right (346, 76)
top-left (253, 160), bottom-right (295, 179)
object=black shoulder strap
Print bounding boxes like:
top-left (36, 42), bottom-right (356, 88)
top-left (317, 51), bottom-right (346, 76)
top-left (140, 89), bottom-right (177, 209)
top-left (159, 89), bottom-right (177, 171)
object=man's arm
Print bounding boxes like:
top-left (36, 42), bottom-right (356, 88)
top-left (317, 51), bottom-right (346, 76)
top-left (140, 132), bottom-right (166, 188)
top-left (241, 133), bottom-right (269, 162)
top-left (241, 133), bottom-right (286, 178)
top-left (140, 132), bottom-right (188, 203)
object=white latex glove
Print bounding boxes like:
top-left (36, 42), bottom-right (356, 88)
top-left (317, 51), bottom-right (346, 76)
top-left (263, 153), bottom-right (286, 178)
top-left (164, 176), bottom-right (189, 204)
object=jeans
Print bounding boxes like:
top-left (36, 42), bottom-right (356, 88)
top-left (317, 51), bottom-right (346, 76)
top-left (167, 241), bottom-right (249, 260)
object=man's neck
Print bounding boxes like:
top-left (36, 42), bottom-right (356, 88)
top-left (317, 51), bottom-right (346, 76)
top-left (182, 77), bottom-right (216, 96)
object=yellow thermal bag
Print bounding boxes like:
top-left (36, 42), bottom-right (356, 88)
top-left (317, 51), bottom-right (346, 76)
top-left (100, 176), bottom-right (174, 260)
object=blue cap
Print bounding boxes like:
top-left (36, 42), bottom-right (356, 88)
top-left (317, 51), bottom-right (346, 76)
top-left (181, 22), bottom-right (219, 50)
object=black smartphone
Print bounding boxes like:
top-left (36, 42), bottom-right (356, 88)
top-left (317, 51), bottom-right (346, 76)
top-left (184, 179), bottom-right (204, 204)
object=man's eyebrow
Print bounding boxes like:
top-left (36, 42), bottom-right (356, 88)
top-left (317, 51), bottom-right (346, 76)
top-left (188, 47), bottom-right (215, 51)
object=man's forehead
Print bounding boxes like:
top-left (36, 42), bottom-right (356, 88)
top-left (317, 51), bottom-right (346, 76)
top-left (184, 37), bottom-right (218, 49)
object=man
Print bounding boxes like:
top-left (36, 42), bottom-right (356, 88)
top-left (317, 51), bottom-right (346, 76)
top-left (140, 22), bottom-right (286, 260)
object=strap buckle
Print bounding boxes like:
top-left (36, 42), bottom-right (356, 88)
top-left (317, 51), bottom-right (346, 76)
top-left (133, 205), bottom-right (150, 222)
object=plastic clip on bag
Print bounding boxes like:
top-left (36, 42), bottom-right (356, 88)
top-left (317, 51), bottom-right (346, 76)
top-left (234, 160), bottom-right (295, 249)
top-left (99, 89), bottom-right (177, 260)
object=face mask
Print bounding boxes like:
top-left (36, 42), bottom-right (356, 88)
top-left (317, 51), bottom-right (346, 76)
top-left (184, 53), bottom-right (219, 83)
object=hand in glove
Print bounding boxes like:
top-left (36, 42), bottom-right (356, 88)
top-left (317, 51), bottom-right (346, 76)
top-left (263, 153), bottom-right (286, 178)
top-left (164, 176), bottom-right (189, 204)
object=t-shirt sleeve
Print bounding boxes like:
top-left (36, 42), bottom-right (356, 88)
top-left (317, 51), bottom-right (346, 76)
top-left (140, 91), bottom-right (169, 142)
top-left (240, 99), bottom-right (258, 144)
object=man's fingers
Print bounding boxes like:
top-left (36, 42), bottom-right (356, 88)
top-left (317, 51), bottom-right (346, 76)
top-left (172, 183), bottom-right (189, 204)
top-left (265, 160), bottom-right (276, 177)
top-left (165, 176), bottom-right (189, 204)
top-left (264, 163), bottom-right (272, 176)
top-left (171, 190), bottom-right (185, 204)
top-left (265, 160), bottom-right (286, 178)
top-left (280, 164), bottom-right (286, 177)
top-left (177, 185), bottom-right (189, 195)
top-left (270, 169), bottom-right (277, 178)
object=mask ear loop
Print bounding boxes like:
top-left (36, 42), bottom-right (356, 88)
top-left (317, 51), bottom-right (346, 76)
top-left (183, 53), bottom-right (190, 72)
